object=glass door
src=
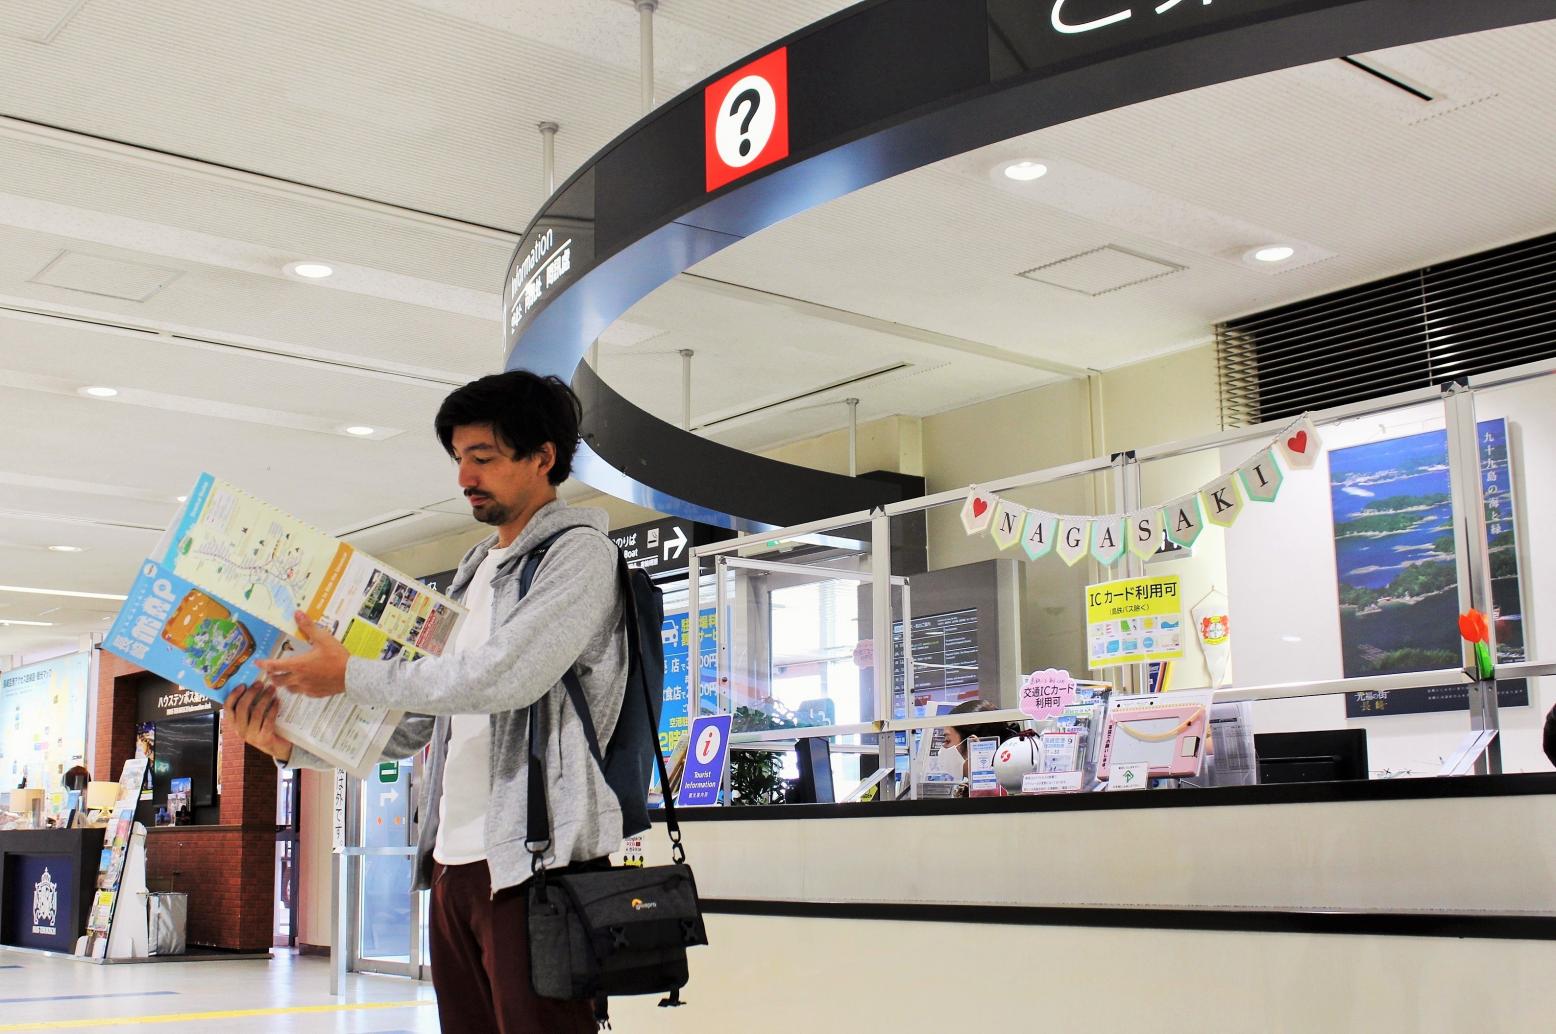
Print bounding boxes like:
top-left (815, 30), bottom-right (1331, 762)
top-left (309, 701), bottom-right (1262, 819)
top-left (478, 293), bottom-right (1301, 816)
top-left (353, 756), bottom-right (421, 978)
top-left (273, 768), bottom-right (301, 947)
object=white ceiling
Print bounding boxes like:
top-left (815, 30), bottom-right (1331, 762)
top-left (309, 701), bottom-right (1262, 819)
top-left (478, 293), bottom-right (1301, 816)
top-left (1, 5), bottom-right (1554, 659)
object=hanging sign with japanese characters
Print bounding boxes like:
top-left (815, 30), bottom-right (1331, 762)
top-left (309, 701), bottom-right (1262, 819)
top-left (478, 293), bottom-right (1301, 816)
top-left (1086, 576), bottom-right (1185, 670)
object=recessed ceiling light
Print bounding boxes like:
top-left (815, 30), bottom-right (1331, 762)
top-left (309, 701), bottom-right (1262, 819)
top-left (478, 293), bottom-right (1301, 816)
top-left (1252, 245), bottom-right (1296, 263)
top-left (285, 260), bottom-right (335, 280)
top-left (175, 495), bottom-right (188, 503)
top-left (47, 545), bottom-right (84, 553)
top-left (81, 385), bottom-right (119, 398)
top-left (1002, 160), bottom-right (1049, 182)
top-left (1281, 635), bottom-right (1303, 643)
top-left (344, 425), bottom-right (376, 437)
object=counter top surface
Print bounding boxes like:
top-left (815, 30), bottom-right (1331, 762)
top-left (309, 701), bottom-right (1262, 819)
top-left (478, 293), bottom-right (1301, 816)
top-left (652, 771), bottom-right (1556, 822)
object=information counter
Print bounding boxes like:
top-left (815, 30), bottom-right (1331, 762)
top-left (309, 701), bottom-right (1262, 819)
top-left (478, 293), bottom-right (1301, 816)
top-left (649, 773), bottom-right (1556, 927)
top-left (0, 828), bottom-right (105, 955)
top-left (616, 775), bottom-right (1556, 1032)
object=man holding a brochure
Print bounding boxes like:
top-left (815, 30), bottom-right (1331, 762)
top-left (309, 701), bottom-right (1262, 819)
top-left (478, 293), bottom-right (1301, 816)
top-left (227, 370), bottom-right (628, 1034)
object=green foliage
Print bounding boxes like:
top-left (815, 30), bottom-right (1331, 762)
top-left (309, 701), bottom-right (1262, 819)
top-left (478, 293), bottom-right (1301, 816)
top-left (1339, 559), bottom-right (1457, 609)
top-left (728, 704), bottom-right (796, 807)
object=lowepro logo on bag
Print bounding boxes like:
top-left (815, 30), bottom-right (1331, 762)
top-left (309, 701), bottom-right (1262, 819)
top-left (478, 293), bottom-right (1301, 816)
top-left (630, 897), bottom-right (657, 912)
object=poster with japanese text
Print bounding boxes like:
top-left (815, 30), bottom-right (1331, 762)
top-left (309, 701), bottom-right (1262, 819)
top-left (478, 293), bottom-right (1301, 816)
top-left (1086, 576), bottom-right (1184, 669)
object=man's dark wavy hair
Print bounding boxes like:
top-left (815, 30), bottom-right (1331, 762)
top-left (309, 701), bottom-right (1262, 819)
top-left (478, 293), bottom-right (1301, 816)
top-left (434, 370), bottom-right (583, 486)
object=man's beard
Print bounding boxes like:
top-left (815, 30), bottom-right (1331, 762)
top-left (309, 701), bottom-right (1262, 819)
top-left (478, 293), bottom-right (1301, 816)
top-left (471, 500), bottom-right (513, 527)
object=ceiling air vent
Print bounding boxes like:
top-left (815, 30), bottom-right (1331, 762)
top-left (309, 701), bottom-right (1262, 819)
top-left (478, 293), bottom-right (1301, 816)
top-left (1018, 245), bottom-right (1184, 297)
top-left (1217, 230), bottom-right (1556, 428)
top-left (29, 251), bottom-right (182, 303)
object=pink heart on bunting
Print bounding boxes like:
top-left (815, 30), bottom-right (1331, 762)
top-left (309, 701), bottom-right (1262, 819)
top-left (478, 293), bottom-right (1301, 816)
top-left (1286, 430), bottom-right (1309, 455)
top-left (972, 497), bottom-right (989, 518)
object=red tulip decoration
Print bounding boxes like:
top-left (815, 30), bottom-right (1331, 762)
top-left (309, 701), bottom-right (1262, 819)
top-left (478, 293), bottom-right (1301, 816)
top-left (1458, 609), bottom-right (1495, 681)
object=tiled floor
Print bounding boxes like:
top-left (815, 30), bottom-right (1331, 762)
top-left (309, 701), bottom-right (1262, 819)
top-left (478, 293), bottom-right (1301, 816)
top-left (0, 950), bottom-right (439, 1032)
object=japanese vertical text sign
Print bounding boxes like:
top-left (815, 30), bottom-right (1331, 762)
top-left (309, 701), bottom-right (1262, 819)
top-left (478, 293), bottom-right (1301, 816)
top-left (676, 713), bottom-right (734, 807)
top-left (705, 48), bottom-right (789, 192)
top-left (1086, 576), bottom-right (1184, 669)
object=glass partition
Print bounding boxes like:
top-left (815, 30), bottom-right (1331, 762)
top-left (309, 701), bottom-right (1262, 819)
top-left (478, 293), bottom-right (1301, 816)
top-left (699, 368), bottom-right (1556, 802)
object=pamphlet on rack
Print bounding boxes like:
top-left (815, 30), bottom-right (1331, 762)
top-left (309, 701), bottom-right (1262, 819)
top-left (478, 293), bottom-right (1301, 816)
top-left (104, 474), bottom-right (466, 778)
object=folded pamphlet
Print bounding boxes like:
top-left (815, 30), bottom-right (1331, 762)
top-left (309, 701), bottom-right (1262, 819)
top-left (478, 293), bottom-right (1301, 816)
top-left (105, 473), bottom-right (465, 778)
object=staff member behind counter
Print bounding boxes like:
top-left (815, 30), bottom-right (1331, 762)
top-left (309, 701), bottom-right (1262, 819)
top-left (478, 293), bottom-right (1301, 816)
top-left (936, 699), bottom-right (1023, 779)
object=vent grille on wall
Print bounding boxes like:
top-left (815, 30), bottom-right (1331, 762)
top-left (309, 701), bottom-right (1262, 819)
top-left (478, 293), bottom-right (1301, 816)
top-left (1217, 231), bottom-right (1556, 428)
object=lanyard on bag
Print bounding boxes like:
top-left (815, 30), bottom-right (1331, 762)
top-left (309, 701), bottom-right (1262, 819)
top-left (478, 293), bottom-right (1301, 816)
top-left (522, 535), bottom-right (686, 872)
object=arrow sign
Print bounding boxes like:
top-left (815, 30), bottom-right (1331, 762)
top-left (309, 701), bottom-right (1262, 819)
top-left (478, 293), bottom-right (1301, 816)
top-left (663, 525), bottom-right (688, 561)
top-left (378, 788), bottom-right (400, 807)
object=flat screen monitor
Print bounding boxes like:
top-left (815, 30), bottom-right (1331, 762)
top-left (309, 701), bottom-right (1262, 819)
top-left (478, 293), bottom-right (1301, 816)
top-left (793, 738), bottom-right (835, 805)
top-left (150, 713), bottom-right (218, 807)
top-left (1255, 730), bottom-right (1369, 784)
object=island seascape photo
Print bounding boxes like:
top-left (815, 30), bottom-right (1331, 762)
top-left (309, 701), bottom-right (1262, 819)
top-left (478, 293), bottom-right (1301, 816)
top-left (1329, 419), bottom-right (1526, 684)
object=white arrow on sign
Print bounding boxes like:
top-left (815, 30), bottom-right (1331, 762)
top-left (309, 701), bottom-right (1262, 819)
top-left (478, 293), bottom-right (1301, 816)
top-left (378, 788), bottom-right (399, 807)
top-left (663, 525), bottom-right (688, 561)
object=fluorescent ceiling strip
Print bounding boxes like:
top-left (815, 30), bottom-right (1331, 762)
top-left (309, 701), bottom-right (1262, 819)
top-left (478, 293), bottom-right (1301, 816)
top-left (0, 584), bottom-right (128, 601)
top-left (0, 618), bottom-right (54, 627)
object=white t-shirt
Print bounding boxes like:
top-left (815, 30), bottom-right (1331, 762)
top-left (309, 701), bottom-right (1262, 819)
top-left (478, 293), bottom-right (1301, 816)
top-left (432, 539), bottom-right (521, 865)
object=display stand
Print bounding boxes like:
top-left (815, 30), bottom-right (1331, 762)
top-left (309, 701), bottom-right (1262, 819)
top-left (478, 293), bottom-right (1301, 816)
top-left (100, 824), bottom-right (148, 960)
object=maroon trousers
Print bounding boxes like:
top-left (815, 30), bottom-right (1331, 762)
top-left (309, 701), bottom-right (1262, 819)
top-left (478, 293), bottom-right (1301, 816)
top-left (429, 861), bottom-right (596, 1034)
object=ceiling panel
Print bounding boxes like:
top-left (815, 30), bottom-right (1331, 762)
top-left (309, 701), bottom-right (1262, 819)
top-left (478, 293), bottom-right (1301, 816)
top-left (3, 11), bottom-right (1555, 660)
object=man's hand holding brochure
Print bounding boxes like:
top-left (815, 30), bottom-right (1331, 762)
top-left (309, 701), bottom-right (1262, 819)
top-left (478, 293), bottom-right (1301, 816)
top-left (103, 473), bottom-right (465, 777)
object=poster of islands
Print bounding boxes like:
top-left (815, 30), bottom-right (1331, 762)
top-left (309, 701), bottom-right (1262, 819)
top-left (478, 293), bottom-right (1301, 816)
top-left (1329, 418), bottom-right (1527, 717)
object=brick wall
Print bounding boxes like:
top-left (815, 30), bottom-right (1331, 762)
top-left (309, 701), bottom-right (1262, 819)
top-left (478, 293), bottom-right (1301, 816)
top-left (143, 826), bottom-right (277, 950)
top-left (95, 653), bottom-right (278, 951)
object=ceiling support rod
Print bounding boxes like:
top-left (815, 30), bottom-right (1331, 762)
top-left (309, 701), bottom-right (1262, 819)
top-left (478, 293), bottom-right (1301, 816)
top-left (538, 121), bottom-right (559, 197)
top-left (638, 1), bottom-right (658, 113)
top-left (680, 348), bottom-right (695, 431)
top-left (845, 397), bottom-right (860, 477)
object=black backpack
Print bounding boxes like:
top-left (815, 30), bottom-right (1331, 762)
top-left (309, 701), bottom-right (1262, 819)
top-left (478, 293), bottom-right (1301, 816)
top-left (519, 527), bottom-right (666, 836)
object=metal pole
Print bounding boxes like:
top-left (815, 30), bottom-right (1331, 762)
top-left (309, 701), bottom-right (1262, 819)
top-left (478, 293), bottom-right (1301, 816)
top-left (330, 852), bottom-right (345, 995)
top-left (688, 551), bottom-right (701, 712)
top-left (871, 511), bottom-right (895, 800)
top-left (680, 348), bottom-right (694, 431)
top-left (1443, 382), bottom-right (1502, 773)
top-left (637, 1), bottom-right (658, 114)
top-left (1116, 451), bottom-right (1143, 694)
top-left (538, 121), bottom-right (559, 197)
top-left (715, 555), bottom-right (730, 715)
top-left (845, 398), bottom-right (860, 476)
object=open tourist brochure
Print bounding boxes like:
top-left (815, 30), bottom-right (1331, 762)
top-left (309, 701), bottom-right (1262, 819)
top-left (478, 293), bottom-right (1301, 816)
top-left (104, 473), bottom-right (465, 778)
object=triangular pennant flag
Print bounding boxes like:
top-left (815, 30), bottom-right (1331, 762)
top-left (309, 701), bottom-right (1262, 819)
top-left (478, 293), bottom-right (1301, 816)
top-left (1163, 496), bottom-right (1205, 548)
top-left (961, 487), bottom-right (997, 535)
top-left (1126, 510), bottom-right (1160, 561)
top-left (1090, 516), bottom-right (1127, 566)
top-left (1276, 416), bottom-right (1322, 471)
top-left (1239, 449), bottom-right (1284, 503)
top-left (1056, 517), bottom-right (1091, 567)
top-left (1021, 509), bottom-right (1058, 561)
top-left (1200, 473), bottom-right (1245, 528)
top-left (989, 499), bottom-right (1025, 551)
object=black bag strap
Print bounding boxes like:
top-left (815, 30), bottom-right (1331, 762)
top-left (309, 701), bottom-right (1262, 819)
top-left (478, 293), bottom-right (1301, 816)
top-left (518, 527), bottom-right (686, 869)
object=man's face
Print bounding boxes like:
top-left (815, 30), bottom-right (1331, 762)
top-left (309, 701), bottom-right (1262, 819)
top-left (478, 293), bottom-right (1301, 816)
top-left (450, 424), bottom-right (555, 529)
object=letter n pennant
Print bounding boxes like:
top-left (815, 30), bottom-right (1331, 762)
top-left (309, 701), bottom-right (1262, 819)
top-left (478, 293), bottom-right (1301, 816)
top-left (989, 499), bottom-right (1025, 551)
